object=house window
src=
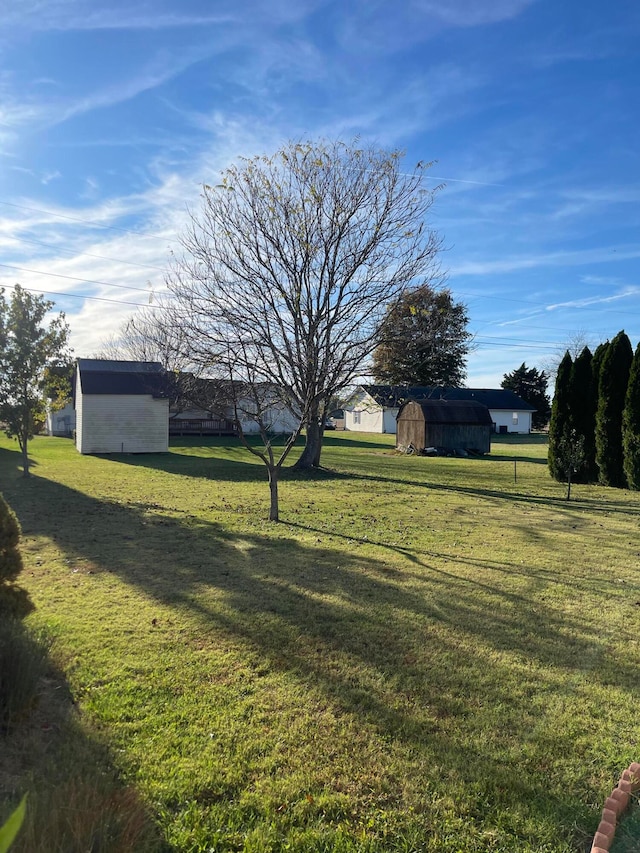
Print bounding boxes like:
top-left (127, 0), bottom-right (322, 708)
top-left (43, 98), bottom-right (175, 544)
top-left (512, 412), bottom-right (519, 426)
top-left (353, 411), bottom-right (361, 424)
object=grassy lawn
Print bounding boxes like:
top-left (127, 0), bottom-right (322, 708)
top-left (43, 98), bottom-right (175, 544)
top-left (1, 431), bottom-right (639, 852)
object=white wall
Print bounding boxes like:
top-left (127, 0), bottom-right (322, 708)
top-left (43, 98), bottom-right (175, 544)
top-left (344, 389), bottom-right (385, 432)
top-left (239, 405), bottom-right (299, 435)
top-left (491, 410), bottom-right (532, 435)
top-left (75, 371), bottom-right (83, 450)
top-left (46, 401), bottom-right (76, 436)
top-left (76, 394), bottom-right (169, 453)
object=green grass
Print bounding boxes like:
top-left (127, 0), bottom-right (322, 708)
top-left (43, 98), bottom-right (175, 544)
top-left (1, 431), bottom-right (639, 852)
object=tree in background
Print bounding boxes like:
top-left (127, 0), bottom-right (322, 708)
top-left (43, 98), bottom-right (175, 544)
top-left (371, 285), bottom-right (470, 387)
top-left (567, 346), bottom-right (597, 482)
top-left (595, 330), bottom-right (633, 487)
top-left (0, 286), bottom-right (70, 476)
top-left (500, 363), bottom-right (550, 430)
top-left (165, 140), bottom-right (443, 481)
top-left (548, 351), bottom-right (573, 481)
top-left (623, 342), bottom-right (640, 490)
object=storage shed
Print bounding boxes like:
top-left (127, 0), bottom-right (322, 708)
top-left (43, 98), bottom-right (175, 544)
top-left (74, 359), bottom-right (169, 454)
top-left (396, 399), bottom-right (493, 454)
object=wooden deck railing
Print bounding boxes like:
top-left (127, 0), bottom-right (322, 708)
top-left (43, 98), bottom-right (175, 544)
top-left (169, 418), bottom-right (236, 436)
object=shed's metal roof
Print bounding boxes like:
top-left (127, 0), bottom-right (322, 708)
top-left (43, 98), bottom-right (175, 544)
top-left (76, 359), bottom-right (168, 397)
top-left (398, 399), bottom-right (494, 425)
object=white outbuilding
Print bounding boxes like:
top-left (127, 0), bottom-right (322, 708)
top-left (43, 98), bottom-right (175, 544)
top-left (74, 359), bottom-right (169, 454)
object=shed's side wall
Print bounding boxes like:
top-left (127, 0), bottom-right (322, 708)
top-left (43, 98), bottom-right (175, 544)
top-left (77, 394), bottom-right (169, 453)
top-left (75, 372), bottom-right (83, 452)
top-left (424, 424), bottom-right (491, 453)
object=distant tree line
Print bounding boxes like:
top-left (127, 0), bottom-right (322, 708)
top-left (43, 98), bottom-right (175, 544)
top-left (548, 331), bottom-right (640, 490)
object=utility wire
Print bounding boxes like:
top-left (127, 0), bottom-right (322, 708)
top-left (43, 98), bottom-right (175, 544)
top-left (5, 234), bottom-right (172, 273)
top-left (0, 262), bottom-right (156, 294)
top-left (0, 280), bottom-right (161, 310)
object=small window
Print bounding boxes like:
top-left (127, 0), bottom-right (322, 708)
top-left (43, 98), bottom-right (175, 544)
top-left (353, 411), bottom-right (361, 424)
top-left (512, 412), bottom-right (518, 425)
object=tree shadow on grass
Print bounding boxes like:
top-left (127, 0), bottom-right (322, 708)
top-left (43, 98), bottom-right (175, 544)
top-left (0, 450), bottom-right (632, 843)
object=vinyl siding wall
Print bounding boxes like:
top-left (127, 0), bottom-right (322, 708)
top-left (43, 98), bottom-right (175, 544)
top-left (491, 410), bottom-right (532, 435)
top-left (344, 390), bottom-right (385, 432)
top-left (76, 393), bottom-right (169, 453)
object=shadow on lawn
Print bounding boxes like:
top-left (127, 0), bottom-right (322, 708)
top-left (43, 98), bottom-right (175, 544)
top-left (2, 444), bottom-right (621, 840)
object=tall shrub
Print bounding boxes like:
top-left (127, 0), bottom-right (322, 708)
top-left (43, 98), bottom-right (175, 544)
top-left (595, 331), bottom-right (633, 487)
top-left (548, 351), bottom-right (573, 481)
top-left (0, 492), bottom-right (22, 595)
top-left (623, 342), bottom-right (640, 490)
top-left (568, 346), bottom-right (597, 482)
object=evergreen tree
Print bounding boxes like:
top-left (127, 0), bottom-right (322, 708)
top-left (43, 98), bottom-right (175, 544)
top-left (501, 363), bottom-right (551, 429)
top-left (548, 351), bottom-right (573, 481)
top-left (595, 331), bottom-right (633, 487)
top-left (568, 346), bottom-right (597, 482)
top-left (372, 285), bottom-right (471, 387)
top-left (591, 341), bottom-right (609, 395)
top-left (622, 342), bottom-right (640, 490)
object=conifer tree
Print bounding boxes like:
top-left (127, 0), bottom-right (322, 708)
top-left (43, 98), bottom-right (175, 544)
top-left (501, 363), bottom-right (551, 429)
top-left (595, 331), bottom-right (633, 487)
top-left (622, 342), bottom-right (640, 490)
top-left (568, 346), bottom-right (597, 482)
top-left (591, 341), bottom-right (609, 396)
top-left (548, 351), bottom-right (573, 481)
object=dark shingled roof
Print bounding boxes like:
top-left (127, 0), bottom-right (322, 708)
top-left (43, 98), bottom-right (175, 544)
top-left (360, 384), bottom-right (536, 412)
top-left (398, 399), bottom-right (494, 425)
top-left (76, 359), bottom-right (169, 397)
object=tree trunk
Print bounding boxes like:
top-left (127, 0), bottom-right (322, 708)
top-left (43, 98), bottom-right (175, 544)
top-left (566, 469), bottom-right (572, 501)
top-left (19, 435), bottom-right (30, 478)
top-left (294, 416), bottom-right (323, 470)
top-left (268, 467), bottom-right (279, 521)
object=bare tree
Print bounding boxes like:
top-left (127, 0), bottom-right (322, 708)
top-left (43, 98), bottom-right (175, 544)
top-left (165, 139), bottom-right (443, 479)
top-left (98, 305), bottom-right (232, 418)
top-left (544, 330), bottom-right (595, 383)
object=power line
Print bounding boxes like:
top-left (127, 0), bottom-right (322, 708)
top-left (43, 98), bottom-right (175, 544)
top-left (0, 280), bottom-right (160, 310)
top-left (0, 262), bottom-right (156, 294)
top-left (5, 234), bottom-right (172, 274)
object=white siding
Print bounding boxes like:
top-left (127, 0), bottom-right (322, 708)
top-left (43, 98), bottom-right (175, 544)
top-left (76, 394), bottom-right (169, 454)
top-left (383, 408), bottom-right (399, 434)
top-left (75, 371), bottom-right (83, 451)
top-left (344, 390), bottom-right (385, 433)
top-left (491, 410), bottom-right (532, 435)
top-left (45, 401), bottom-right (76, 436)
top-left (239, 405), bottom-right (299, 434)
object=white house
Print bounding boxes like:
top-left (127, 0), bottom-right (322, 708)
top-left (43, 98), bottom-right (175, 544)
top-left (344, 385), bottom-right (536, 435)
top-left (45, 401), bottom-right (76, 437)
top-left (74, 359), bottom-right (169, 454)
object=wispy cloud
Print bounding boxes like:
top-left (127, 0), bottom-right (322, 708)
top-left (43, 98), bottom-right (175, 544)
top-left (452, 245), bottom-right (640, 276)
top-left (545, 288), bottom-right (640, 312)
top-left (417, 0), bottom-right (537, 28)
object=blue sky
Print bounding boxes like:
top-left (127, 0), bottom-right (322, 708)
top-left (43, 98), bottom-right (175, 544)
top-left (1, 0), bottom-right (639, 387)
